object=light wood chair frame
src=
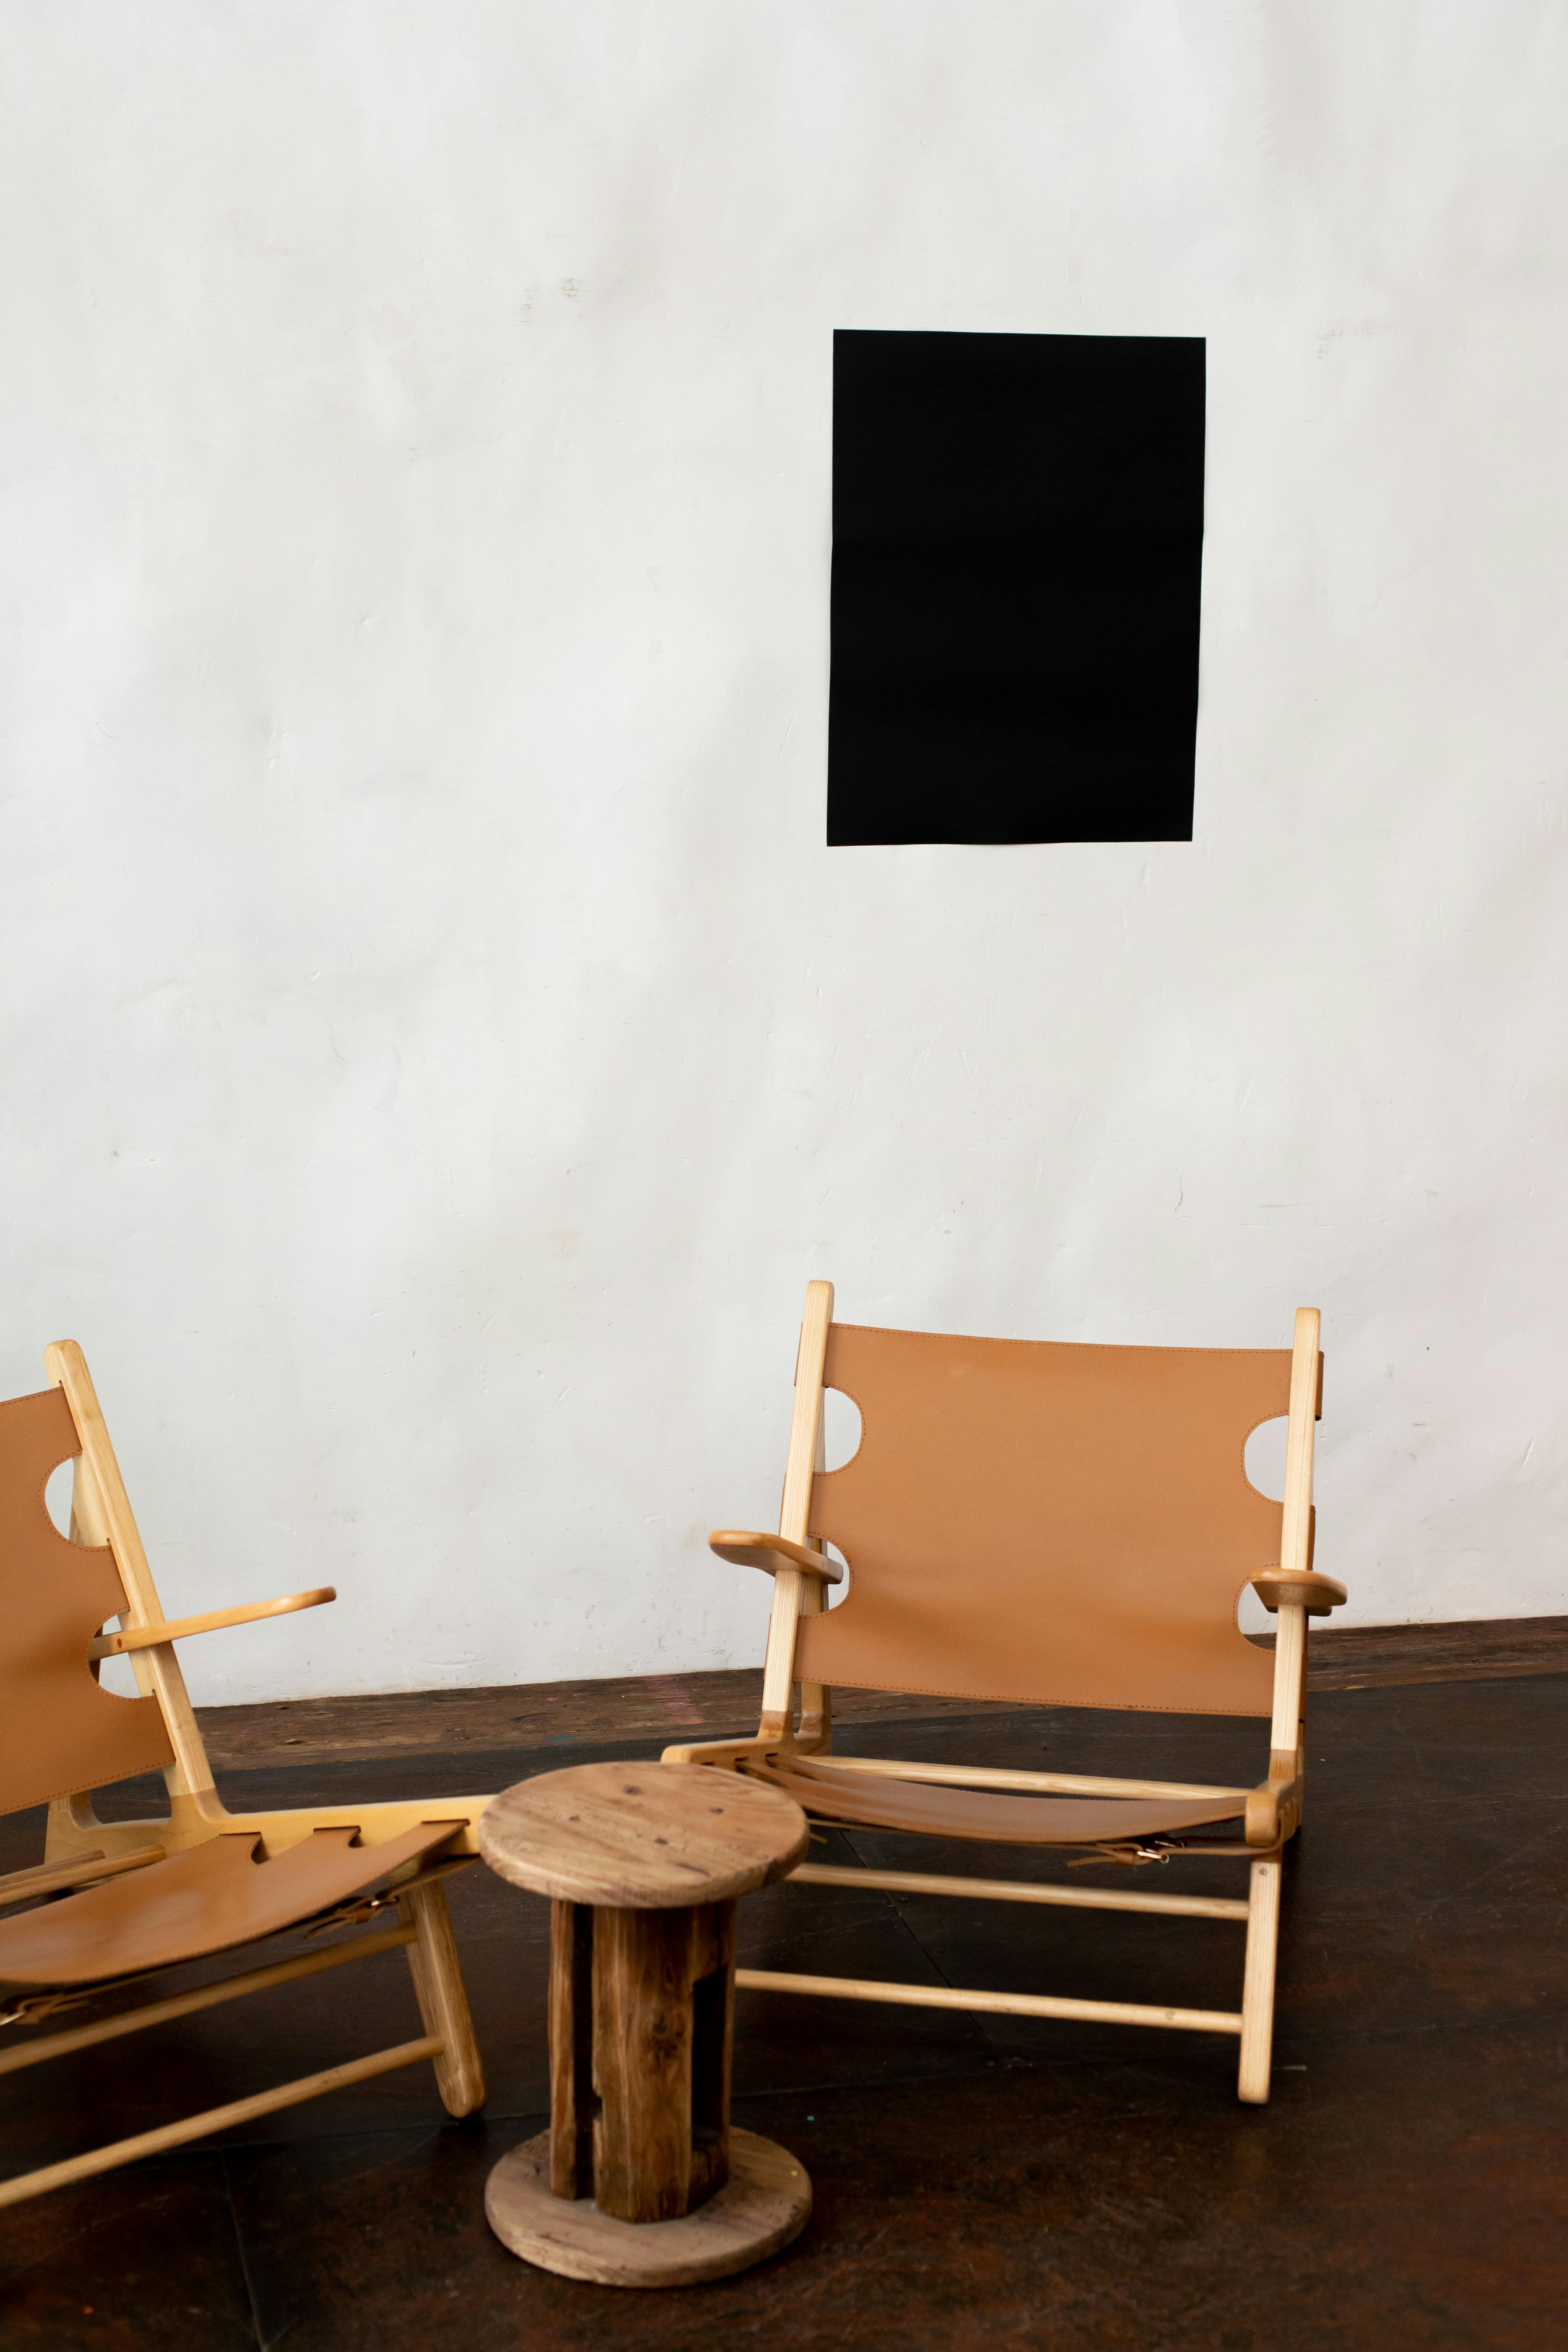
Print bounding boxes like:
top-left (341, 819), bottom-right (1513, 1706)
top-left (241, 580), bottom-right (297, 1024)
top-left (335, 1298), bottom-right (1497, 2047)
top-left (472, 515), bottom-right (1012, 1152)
top-left (0, 1342), bottom-right (493, 2210)
top-left (665, 1282), bottom-right (1341, 2105)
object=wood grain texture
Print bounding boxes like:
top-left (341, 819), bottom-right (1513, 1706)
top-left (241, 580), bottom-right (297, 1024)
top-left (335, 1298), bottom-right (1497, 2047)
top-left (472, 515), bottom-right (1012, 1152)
top-left (687, 1900), bottom-right (736, 2213)
top-left (190, 1617), bottom-right (1568, 1771)
top-left (549, 1900), bottom-right (595, 2199)
top-left (47, 1339), bottom-right (216, 1802)
top-left (1278, 1311), bottom-right (1320, 1584)
top-left (550, 1894), bottom-right (737, 2223)
top-left (478, 1761), bottom-right (807, 1908)
top-left (4, 1673), bottom-right (1564, 2338)
top-left (708, 1532), bottom-right (841, 1582)
top-left (759, 1278), bottom-right (834, 1733)
top-left (1237, 1855), bottom-right (1282, 2104)
top-left (40, 1794), bottom-right (492, 1864)
top-left (797, 1375), bottom-right (833, 1747)
top-left (734, 1967), bottom-right (1242, 2035)
top-left (1251, 1571), bottom-right (1346, 1616)
top-left (87, 1587), bottom-right (335, 1660)
top-left (790, 1861), bottom-right (1250, 1921)
top-left (398, 1876), bottom-right (486, 2118)
top-left (591, 1906), bottom-right (705, 2223)
top-left (485, 2126), bottom-right (811, 2288)
top-left (1269, 1602), bottom-right (1309, 1757)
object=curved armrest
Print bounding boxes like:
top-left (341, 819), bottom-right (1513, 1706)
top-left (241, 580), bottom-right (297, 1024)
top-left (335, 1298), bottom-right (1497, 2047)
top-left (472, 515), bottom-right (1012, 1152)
top-left (1250, 1569), bottom-right (1346, 1618)
top-left (88, 1586), bottom-right (337, 1661)
top-left (708, 1531), bottom-right (842, 1585)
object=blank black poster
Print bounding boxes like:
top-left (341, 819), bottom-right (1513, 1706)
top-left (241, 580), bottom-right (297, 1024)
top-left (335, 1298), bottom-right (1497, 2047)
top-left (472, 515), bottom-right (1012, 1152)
top-left (827, 330), bottom-right (1205, 846)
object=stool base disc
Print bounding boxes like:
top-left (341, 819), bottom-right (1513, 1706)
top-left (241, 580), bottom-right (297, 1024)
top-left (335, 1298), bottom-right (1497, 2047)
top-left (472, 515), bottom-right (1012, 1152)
top-left (486, 2127), bottom-right (811, 2288)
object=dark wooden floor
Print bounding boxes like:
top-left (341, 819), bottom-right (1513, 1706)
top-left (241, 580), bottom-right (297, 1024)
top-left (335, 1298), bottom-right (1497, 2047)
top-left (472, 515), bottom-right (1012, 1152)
top-left (191, 1611), bottom-right (1568, 1771)
top-left (3, 1662), bottom-right (1566, 2348)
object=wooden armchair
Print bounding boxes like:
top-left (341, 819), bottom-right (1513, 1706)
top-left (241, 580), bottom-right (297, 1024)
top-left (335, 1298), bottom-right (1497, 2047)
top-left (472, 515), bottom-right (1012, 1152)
top-left (0, 1341), bottom-right (493, 2210)
top-left (666, 1282), bottom-right (1343, 2103)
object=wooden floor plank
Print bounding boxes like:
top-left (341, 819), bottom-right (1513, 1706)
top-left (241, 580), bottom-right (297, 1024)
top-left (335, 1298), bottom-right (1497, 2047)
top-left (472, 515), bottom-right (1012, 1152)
top-left (193, 1615), bottom-right (1568, 1770)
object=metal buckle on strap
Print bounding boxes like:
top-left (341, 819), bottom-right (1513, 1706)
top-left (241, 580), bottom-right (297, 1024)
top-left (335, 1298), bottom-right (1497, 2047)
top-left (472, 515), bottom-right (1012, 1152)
top-left (300, 1854), bottom-right (472, 1940)
top-left (0, 1984), bottom-right (104, 2032)
top-left (1066, 1842), bottom-right (1175, 1869)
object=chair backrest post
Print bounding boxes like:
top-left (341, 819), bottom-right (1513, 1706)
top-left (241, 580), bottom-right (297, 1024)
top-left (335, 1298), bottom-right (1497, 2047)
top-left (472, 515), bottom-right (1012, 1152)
top-left (1267, 1308), bottom-right (1322, 1768)
top-left (795, 1392), bottom-right (833, 1749)
top-left (45, 1341), bottom-right (218, 1806)
top-left (757, 1281), bottom-right (833, 1740)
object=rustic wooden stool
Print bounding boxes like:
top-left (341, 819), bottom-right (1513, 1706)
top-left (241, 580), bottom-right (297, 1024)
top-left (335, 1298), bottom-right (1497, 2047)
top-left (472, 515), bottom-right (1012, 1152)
top-left (478, 1759), bottom-right (811, 2287)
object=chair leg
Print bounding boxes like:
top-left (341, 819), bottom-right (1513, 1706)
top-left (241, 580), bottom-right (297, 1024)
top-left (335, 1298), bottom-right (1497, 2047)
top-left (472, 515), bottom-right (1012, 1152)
top-left (399, 1878), bottom-right (486, 2117)
top-left (1236, 1855), bottom-right (1282, 2105)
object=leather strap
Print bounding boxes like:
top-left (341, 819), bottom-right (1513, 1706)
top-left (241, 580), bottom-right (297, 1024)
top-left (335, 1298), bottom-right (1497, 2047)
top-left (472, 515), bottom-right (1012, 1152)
top-left (0, 1822), bottom-right (464, 1991)
top-left (744, 1754), bottom-right (1244, 1847)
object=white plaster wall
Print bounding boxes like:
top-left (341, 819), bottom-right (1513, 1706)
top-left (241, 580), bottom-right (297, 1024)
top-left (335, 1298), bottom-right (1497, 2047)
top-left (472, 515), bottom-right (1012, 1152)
top-left (2, 3), bottom-right (1564, 1704)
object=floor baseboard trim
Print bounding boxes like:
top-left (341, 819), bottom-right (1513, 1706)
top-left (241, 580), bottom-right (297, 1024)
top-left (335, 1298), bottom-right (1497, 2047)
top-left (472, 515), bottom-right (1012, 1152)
top-left (193, 1615), bottom-right (1568, 1772)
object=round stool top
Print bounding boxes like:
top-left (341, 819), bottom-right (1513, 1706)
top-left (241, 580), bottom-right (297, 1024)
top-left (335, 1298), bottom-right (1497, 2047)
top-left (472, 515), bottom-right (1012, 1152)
top-left (478, 1761), bottom-right (809, 1909)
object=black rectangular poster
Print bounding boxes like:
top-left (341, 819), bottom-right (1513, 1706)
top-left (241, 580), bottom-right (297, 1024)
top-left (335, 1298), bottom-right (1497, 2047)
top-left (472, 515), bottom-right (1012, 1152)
top-left (827, 329), bottom-right (1206, 846)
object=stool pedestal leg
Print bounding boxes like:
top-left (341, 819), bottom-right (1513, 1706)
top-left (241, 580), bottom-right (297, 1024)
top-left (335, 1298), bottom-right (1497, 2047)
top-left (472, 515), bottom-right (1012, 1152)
top-left (548, 1900), bottom-right (595, 2199)
top-left (548, 1897), bottom-right (736, 2220)
top-left (491, 1893), bottom-right (810, 2286)
top-left (591, 1900), bottom-right (734, 2221)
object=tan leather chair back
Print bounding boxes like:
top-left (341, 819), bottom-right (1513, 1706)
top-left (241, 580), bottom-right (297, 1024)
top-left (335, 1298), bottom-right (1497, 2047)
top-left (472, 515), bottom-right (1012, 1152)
top-left (0, 1386), bottom-right (175, 1816)
top-left (794, 1321), bottom-right (1299, 1718)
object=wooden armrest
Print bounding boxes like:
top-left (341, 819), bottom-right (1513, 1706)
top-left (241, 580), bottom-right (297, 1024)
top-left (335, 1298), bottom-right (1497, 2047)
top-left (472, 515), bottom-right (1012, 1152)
top-left (0, 1846), bottom-right (166, 1911)
top-left (88, 1586), bottom-right (337, 1660)
top-left (708, 1532), bottom-right (842, 1585)
top-left (1245, 1762), bottom-right (1303, 1847)
top-left (1250, 1569), bottom-right (1346, 1617)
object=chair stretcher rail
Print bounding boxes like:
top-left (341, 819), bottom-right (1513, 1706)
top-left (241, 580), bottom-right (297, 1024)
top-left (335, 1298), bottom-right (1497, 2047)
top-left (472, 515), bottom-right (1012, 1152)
top-left (788, 1862), bottom-right (1250, 1920)
top-left (0, 1923), bottom-right (416, 2077)
top-left (736, 1967), bottom-right (1243, 2035)
top-left (0, 2033), bottom-right (443, 2209)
